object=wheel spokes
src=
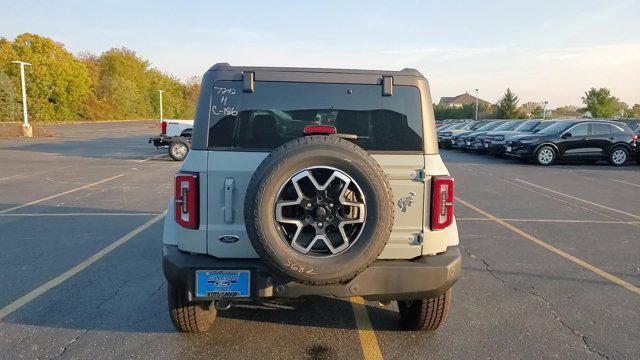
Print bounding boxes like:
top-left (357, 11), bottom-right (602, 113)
top-left (274, 167), bottom-right (366, 256)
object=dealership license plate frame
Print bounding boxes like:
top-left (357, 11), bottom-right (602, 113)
top-left (195, 270), bottom-right (251, 298)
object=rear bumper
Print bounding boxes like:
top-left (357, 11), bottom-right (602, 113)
top-left (162, 244), bottom-right (461, 301)
top-left (149, 135), bottom-right (171, 147)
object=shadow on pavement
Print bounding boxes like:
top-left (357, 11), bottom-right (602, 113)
top-left (2, 135), bottom-right (169, 161)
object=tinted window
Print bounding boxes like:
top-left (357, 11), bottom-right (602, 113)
top-left (461, 121), bottom-right (478, 130)
top-left (477, 121), bottom-right (506, 131)
top-left (514, 120), bottom-right (540, 132)
top-left (591, 123), bottom-right (611, 136)
top-left (208, 81), bottom-right (423, 151)
top-left (494, 120), bottom-right (524, 131)
top-left (470, 121), bottom-right (490, 130)
top-left (537, 121), bottom-right (571, 135)
top-left (569, 124), bottom-right (588, 136)
top-left (532, 121), bottom-right (555, 133)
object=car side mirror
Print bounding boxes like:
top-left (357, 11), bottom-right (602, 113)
top-left (562, 132), bottom-right (572, 139)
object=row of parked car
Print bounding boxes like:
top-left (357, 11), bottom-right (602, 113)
top-left (436, 118), bottom-right (640, 166)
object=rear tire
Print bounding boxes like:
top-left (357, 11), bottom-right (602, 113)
top-left (168, 282), bottom-right (216, 333)
top-left (535, 145), bottom-right (556, 166)
top-left (608, 146), bottom-right (628, 166)
top-left (397, 290), bottom-right (452, 331)
top-left (169, 139), bottom-right (190, 161)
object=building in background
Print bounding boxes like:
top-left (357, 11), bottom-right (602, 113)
top-left (439, 92), bottom-right (491, 108)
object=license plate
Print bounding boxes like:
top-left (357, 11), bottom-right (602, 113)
top-left (484, 143), bottom-right (489, 148)
top-left (506, 146), bottom-right (512, 152)
top-left (466, 141), bottom-right (470, 145)
top-left (196, 270), bottom-right (250, 298)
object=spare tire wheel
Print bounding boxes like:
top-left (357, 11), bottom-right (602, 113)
top-left (244, 135), bottom-right (394, 285)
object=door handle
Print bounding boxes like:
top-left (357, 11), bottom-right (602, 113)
top-left (224, 178), bottom-right (234, 223)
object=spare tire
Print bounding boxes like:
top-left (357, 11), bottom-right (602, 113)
top-left (244, 135), bottom-right (394, 285)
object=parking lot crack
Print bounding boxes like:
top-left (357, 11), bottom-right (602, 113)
top-left (460, 245), bottom-right (610, 359)
top-left (530, 292), bottom-right (610, 359)
top-left (147, 281), bottom-right (165, 299)
top-left (48, 329), bottom-right (89, 359)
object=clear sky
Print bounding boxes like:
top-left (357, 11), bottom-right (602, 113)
top-left (1, 0), bottom-right (638, 107)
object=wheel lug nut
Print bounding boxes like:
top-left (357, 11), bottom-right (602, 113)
top-left (306, 203), bottom-right (312, 208)
top-left (304, 215), bottom-right (312, 222)
top-left (318, 222), bottom-right (323, 228)
top-left (329, 203), bottom-right (334, 208)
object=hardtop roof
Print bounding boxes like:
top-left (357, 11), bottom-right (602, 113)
top-left (207, 63), bottom-right (424, 78)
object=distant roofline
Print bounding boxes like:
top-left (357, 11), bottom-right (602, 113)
top-left (439, 92), bottom-right (491, 105)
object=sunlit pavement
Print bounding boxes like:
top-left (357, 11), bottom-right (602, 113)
top-left (0, 122), bottom-right (638, 359)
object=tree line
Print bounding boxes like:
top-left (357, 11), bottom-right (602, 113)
top-left (434, 87), bottom-right (640, 120)
top-left (0, 33), bottom-right (199, 122)
top-left (1, 33), bottom-right (638, 123)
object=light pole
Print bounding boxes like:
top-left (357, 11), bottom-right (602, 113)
top-left (475, 88), bottom-right (479, 121)
top-left (541, 101), bottom-right (548, 120)
top-left (12, 60), bottom-right (32, 137)
top-left (158, 90), bottom-right (164, 123)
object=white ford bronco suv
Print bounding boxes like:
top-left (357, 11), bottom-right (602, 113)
top-left (162, 64), bottom-right (460, 332)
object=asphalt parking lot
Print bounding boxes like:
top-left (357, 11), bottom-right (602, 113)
top-left (0, 121), bottom-right (638, 359)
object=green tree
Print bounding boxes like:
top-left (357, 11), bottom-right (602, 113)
top-left (147, 68), bottom-right (187, 119)
top-left (629, 104), bottom-right (640, 118)
top-left (520, 102), bottom-right (543, 118)
top-left (495, 88), bottom-right (523, 119)
top-left (0, 33), bottom-right (91, 121)
top-left (181, 76), bottom-right (201, 119)
top-left (0, 70), bottom-right (21, 121)
top-left (581, 88), bottom-right (626, 118)
top-left (95, 48), bottom-right (151, 118)
top-left (0, 34), bottom-right (201, 122)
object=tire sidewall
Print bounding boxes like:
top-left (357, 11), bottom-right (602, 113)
top-left (609, 146), bottom-right (628, 166)
top-left (536, 145), bottom-right (555, 166)
top-left (246, 137), bottom-right (393, 284)
top-left (170, 140), bottom-right (190, 161)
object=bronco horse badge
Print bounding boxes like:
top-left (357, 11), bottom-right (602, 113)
top-left (397, 192), bottom-right (416, 212)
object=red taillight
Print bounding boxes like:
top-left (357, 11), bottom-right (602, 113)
top-left (175, 173), bottom-right (199, 229)
top-left (303, 125), bottom-right (336, 135)
top-left (431, 176), bottom-right (454, 230)
top-left (633, 134), bottom-right (638, 142)
top-left (161, 121), bottom-right (167, 135)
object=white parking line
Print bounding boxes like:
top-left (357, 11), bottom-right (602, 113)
top-left (457, 197), bottom-right (640, 296)
top-left (0, 213), bottom-right (165, 320)
top-left (0, 174), bottom-right (124, 214)
top-left (513, 178), bottom-right (640, 221)
top-left (612, 179), bottom-right (640, 188)
top-left (0, 213), bottom-right (161, 217)
top-left (138, 153), bottom-right (169, 163)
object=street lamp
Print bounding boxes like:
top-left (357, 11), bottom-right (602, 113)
top-left (12, 60), bottom-right (32, 137)
top-left (541, 101), bottom-right (548, 120)
top-left (475, 89), bottom-right (479, 121)
top-left (158, 90), bottom-right (164, 123)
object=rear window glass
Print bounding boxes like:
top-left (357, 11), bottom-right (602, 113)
top-left (208, 81), bottom-right (423, 152)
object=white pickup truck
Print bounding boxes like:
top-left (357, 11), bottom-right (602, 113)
top-left (149, 119), bottom-right (194, 161)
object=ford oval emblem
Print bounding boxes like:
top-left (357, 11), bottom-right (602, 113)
top-left (219, 235), bottom-right (240, 244)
